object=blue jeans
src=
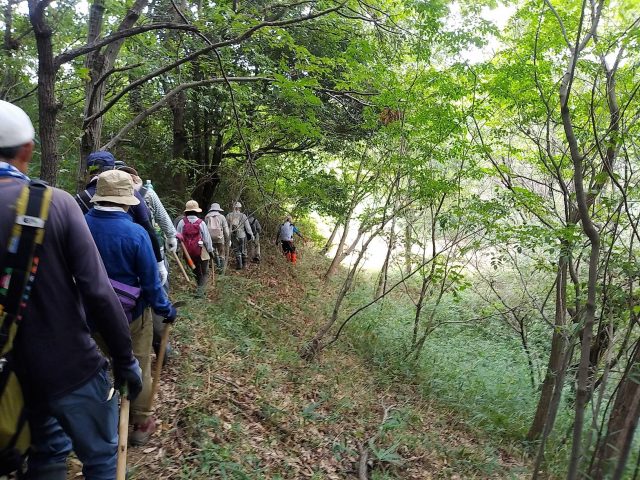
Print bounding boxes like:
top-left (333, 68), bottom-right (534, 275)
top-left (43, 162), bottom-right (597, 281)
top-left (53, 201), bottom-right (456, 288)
top-left (26, 367), bottom-right (118, 480)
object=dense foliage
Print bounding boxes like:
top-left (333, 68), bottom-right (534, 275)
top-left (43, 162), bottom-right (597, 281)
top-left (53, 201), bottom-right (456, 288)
top-left (3, 0), bottom-right (640, 477)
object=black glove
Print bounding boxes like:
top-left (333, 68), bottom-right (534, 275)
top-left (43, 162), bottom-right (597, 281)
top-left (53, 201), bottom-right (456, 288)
top-left (163, 304), bottom-right (178, 324)
top-left (114, 358), bottom-right (142, 401)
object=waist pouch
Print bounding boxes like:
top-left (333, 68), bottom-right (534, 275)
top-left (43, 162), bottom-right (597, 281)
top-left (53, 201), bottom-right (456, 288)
top-left (109, 279), bottom-right (142, 323)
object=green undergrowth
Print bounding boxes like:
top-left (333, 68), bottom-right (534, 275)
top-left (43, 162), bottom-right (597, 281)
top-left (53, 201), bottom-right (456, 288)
top-left (159, 249), bottom-right (532, 479)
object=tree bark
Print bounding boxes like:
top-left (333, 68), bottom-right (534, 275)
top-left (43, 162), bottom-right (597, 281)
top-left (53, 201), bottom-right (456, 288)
top-left (79, 0), bottom-right (150, 181)
top-left (591, 341), bottom-right (640, 479)
top-left (527, 258), bottom-right (568, 440)
top-left (29, 0), bottom-right (59, 185)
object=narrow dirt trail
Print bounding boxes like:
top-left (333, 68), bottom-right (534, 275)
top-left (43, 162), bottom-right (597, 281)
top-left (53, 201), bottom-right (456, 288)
top-left (69, 246), bottom-right (531, 479)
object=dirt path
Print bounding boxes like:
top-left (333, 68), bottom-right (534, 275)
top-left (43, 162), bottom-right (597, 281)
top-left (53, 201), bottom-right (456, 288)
top-left (69, 249), bottom-right (530, 479)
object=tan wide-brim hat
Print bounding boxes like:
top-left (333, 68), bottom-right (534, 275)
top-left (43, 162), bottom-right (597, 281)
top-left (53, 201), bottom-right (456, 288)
top-left (91, 170), bottom-right (140, 206)
top-left (184, 199), bottom-right (202, 213)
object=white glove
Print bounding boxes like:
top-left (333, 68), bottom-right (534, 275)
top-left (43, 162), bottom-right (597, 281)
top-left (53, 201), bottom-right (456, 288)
top-left (157, 261), bottom-right (168, 286)
top-left (166, 236), bottom-right (178, 253)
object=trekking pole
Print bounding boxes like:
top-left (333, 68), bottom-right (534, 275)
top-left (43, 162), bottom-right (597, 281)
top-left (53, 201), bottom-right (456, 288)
top-left (116, 384), bottom-right (130, 480)
top-left (171, 250), bottom-right (193, 285)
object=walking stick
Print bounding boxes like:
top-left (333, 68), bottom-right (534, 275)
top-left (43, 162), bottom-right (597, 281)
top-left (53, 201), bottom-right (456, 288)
top-left (116, 385), bottom-right (130, 480)
top-left (171, 250), bottom-right (193, 285)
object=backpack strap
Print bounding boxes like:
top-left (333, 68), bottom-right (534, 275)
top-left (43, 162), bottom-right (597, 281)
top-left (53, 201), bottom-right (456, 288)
top-left (75, 189), bottom-right (92, 214)
top-left (0, 180), bottom-right (52, 352)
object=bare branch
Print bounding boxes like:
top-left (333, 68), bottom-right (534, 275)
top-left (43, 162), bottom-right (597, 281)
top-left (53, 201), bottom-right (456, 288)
top-left (54, 22), bottom-right (198, 68)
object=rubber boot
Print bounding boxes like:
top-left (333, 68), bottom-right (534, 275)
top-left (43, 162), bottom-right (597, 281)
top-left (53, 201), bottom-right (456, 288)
top-left (215, 256), bottom-right (223, 272)
top-left (286, 252), bottom-right (292, 262)
top-left (242, 255), bottom-right (248, 269)
top-left (26, 462), bottom-right (67, 480)
top-left (235, 255), bottom-right (243, 270)
top-left (291, 252), bottom-right (297, 264)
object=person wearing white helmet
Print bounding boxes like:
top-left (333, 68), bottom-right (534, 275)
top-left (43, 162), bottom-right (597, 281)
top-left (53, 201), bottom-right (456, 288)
top-left (204, 202), bottom-right (230, 272)
top-left (226, 201), bottom-right (254, 270)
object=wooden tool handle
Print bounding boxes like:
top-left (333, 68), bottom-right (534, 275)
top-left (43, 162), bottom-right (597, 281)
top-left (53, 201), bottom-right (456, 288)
top-left (116, 387), bottom-right (130, 480)
top-left (171, 250), bottom-right (193, 285)
top-left (180, 242), bottom-right (196, 270)
top-left (148, 323), bottom-right (172, 413)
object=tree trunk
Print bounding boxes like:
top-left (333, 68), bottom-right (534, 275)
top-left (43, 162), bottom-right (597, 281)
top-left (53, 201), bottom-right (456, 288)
top-left (324, 212), bottom-right (352, 279)
top-left (591, 341), bottom-right (640, 479)
top-left (527, 258), bottom-right (568, 440)
top-left (321, 221), bottom-right (341, 255)
top-left (404, 219), bottom-right (412, 276)
top-left (374, 217), bottom-right (396, 299)
top-left (80, 0), bottom-right (150, 181)
top-left (29, 1), bottom-right (59, 185)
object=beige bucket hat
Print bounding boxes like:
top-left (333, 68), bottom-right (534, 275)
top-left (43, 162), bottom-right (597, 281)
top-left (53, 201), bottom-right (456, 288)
top-left (91, 170), bottom-right (140, 206)
top-left (209, 202), bottom-right (224, 212)
top-left (184, 199), bottom-right (202, 213)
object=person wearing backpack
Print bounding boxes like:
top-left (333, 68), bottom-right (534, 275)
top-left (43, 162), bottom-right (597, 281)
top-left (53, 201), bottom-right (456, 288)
top-left (115, 165), bottom-right (177, 365)
top-left (85, 170), bottom-right (178, 447)
top-left (0, 101), bottom-right (142, 479)
top-left (176, 200), bottom-right (214, 296)
top-left (247, 213), bottom-right (262, 263)
top-left (204, 203), bottom-right (230, 273)
top-left (226, 202), bottom-right (254, 270)
top-left (75, 152), bottom-right (168, 286)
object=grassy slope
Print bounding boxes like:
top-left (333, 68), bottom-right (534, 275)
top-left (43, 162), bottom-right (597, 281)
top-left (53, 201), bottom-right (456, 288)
top-left (125, 245), bottom-right (533, 479)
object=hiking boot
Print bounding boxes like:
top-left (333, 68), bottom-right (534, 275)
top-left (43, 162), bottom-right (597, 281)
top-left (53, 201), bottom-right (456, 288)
top-left (235, 255), bottom-right (243, 270)
top-left (130, 417), bottom-right (157, 446)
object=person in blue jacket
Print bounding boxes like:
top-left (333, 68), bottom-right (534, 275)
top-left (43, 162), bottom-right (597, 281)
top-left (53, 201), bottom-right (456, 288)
top-left (76, 151), bottom-right (168, 285)
top-left (85, 170), bottom-right (177, 447)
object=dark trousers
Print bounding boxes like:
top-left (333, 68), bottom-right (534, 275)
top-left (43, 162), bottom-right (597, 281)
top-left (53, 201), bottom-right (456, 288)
top-left (193, 257), bottom-right (209, 287)
top-left (26, 367), bottom-right (118, 480)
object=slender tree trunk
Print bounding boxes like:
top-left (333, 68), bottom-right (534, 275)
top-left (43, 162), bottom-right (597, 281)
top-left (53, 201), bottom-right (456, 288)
top-left (321, 221), bottom-right (341, 255)
top-left (592, 341), bottom-right (640, 479)
top-left (79, 0), bottom-right (150, 179)
top-left (324, 212), bottom-right (352, 279)
top-left (374, 217), bottom-right (396, 299)
top-left (29, 1), bottom-right (59, 185)
top-left (404, 218), bottom-right (412, 276)
top-left (527, 258), bottom-right (568, 440)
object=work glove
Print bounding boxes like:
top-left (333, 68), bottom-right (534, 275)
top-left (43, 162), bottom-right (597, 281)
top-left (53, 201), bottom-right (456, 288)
top-left (166, 236), bottom-right (178, 253)
top-left (114, 358), bottom-right (143, 401)
top-left (163, 304), bottom-right (178, 324)
top-left (157, 261), bottom-right (168, 285)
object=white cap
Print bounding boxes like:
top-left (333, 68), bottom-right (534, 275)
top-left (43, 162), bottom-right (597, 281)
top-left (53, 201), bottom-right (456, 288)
top-left (0, 101), bottom-right (35, 149)
top-left (234, 201), bottom-right (242, 208)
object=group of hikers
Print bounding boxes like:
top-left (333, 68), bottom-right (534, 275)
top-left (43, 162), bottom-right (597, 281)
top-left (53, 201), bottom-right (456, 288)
top-left (0, 100), bottom-right (305, 479)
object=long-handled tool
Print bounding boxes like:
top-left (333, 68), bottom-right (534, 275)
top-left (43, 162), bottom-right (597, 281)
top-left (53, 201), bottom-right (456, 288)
top-left (180, 242), bottom-right (196, 270)
top-left (116, 385), bottom-right (130, 480)
top-left (171, 250), bottom-right (193, 285)
top-left (209, 258), bottom-right (216, 291)
top-left (147, 301), bottom-right (186, 413)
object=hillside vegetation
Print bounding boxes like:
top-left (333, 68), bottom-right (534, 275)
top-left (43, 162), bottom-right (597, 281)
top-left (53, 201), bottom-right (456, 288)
top-left (126, 246), bottom-right (532, 479)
